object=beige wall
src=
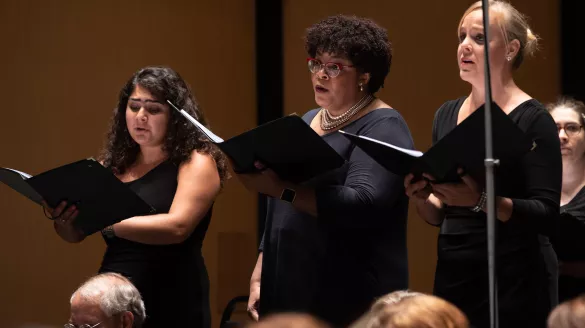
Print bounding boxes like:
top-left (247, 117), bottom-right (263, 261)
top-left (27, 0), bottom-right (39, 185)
top-left (0, 1), bottom-right (256, 327)
top-left (283, 0), bottom-right (560, 293)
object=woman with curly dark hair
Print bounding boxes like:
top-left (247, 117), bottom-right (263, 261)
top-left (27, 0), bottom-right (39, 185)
top-left (45, 66), bottom-right (227, 327)
top-left (238, 15), bottom-right (413, 326)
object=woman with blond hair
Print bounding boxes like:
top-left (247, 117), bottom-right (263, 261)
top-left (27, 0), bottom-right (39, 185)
top-left (404, 1), bottom-right (561, 327)
top-left (547, 294), bottom-right (585, 328)
top-left (367, 294), bottom-right (469, 328)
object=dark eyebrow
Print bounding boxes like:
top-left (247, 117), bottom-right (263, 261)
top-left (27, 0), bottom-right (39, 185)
top-left (129, 97), bottom-right (164, 104)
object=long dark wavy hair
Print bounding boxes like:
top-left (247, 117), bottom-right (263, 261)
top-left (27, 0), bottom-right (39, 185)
top-left (98, 66), bottom-right (228, 186)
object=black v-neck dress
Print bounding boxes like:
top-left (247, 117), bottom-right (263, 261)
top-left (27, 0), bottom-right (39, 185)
top-left (431, 98), bottom-right (561, 328)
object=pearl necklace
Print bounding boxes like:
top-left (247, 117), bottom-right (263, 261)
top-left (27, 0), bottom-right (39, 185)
top-left (320, 94), bottom-right (375, 130)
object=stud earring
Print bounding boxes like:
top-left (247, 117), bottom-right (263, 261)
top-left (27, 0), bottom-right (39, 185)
top-left (506, 56), bottom-right (512, 62)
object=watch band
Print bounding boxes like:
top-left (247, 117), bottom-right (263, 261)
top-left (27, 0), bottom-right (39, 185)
top-left (471, 190), bottom-right (487, 212)
top-left (280, 188), bottom-right (296, 203)
top-left (102, 225), bottom-right (116, 239)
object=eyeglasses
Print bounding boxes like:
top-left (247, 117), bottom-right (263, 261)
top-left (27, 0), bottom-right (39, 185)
top-left (64, 323), bottom-right (101, 328)
top-left (307, 58), bottom-right (354, 78)
top-left (557, 123), bottom-right (583, 137)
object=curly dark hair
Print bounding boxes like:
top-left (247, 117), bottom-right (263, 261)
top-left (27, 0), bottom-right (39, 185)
top-left (304, 15), bottom-right (392, 93)
top-left (98, 66), bottom-right (228, 186)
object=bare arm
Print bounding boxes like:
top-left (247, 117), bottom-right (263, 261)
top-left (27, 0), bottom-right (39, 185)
top-left (248, 252), bottom-right (263, 320)
top-left (250, 252), bottom-right (263, 286)
top-left (414, 194), bottom-right (445, 226)
top-left (404, 174), bottom-right (444, 226)
top-left (112, 151), bottom-right (221, 244)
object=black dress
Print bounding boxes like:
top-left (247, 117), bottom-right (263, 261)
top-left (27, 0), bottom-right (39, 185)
top-left (555, 186), bottom-right (585, 302)
top-left (259, 108), bottom-right (413, 327)
top-left (432, 98), bottom-right (561, 328)
top-left (99, 160), bottom-right (212, 328)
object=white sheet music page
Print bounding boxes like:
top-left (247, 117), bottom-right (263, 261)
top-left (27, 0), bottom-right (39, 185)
top-left (339, 131), bottom-right (424, 158)
top-left (167, 100), bottom-right (224, 143)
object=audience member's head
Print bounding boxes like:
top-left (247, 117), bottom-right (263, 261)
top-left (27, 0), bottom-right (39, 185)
top-left (364, 294), bottom-right (468, 328)
top-left (246, 313), bottom-right (331, 328)
top-left (350, 290), bottom-right (424, 328)
top-left (548, 294), bottom-right (585, 328)
top-left (370, 290), bottom-right (424, 311)
top-left (67, 273), bottom-right (145, 328)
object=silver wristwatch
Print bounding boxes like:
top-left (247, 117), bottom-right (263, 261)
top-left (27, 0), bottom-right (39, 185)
top-left (102, 225), bottom-right (115, 239)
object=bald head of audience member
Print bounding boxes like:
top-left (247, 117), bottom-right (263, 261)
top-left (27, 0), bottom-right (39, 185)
top-left (361, 294), bottom-right (468, 328)
top-left (246, 313), bottom-right (331, 328)
top-left (548, 294), bottom-right (585, 328)
top-left (67, 273), bottom-right (145, 328)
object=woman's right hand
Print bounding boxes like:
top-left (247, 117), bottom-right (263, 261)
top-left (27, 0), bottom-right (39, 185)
top-left (248, 281), bottom-right (261, 321)
top-left (404, 173), bottom-right (431, 202)
top-left (43, 200), bottom-right (85, 243)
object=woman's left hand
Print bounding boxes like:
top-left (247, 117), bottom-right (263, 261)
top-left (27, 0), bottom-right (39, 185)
top-left (233, 161), bottom-right (286, 198)
top-left (429, 168), bottom-right (482, 207)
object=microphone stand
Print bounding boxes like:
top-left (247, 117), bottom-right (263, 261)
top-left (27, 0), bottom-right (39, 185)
top-left (480, 1), bottom-right (499, 327)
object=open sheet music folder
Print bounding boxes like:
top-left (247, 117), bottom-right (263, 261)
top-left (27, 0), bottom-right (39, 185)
top-left (0, 158), bottom-right (155, 236)
top-left (340, 102), bottom-right (534, 183)
top-left (168, 101), bottom-right (346, 183)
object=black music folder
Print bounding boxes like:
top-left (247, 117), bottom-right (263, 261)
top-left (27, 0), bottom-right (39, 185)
top-left (168, 101), bottom-right (345, 183)
top-left (339, 102), bottom-right (534, 183)
top-left (0, 158), bottom-right (155, 236)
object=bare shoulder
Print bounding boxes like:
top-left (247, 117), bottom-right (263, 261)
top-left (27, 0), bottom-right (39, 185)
top-left (178, 150), bottom-right (220, 178)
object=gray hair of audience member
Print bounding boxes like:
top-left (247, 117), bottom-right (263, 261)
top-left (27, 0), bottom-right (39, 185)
top-left (70, 272), bottom-right (146, 327)
top-left (547, 294), bottom-right (585, 328)
top-left (350, 290), bottom-right (425, 328)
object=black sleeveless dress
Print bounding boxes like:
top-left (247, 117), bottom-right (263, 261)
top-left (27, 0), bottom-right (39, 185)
top-left (99, 160), bottom-right (212, 328)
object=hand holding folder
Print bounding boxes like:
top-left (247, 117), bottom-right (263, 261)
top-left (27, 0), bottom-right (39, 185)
top-left (340, 102), bottom-right (534, 183)
top-left (0, 158), bottom-right (155, 236)
top-left (167, 101), bottom-right (345, 183)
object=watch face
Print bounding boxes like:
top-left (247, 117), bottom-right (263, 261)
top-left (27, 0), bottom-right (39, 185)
top-left (281, 188), bottom-right (296, 202)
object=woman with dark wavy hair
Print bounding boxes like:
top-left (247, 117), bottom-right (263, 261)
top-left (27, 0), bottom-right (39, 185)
top-left (45, 66), bottom-right (227, 327)
top-left (238, 15), bottom-right (413, 327)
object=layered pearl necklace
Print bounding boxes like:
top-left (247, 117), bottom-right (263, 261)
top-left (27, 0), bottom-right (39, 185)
top-left (320, 94), bottom-right (375, 131)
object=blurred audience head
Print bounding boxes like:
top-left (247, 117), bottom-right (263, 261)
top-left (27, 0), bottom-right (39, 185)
top-left (246, 313), bottom-right (331, 328)
top-left (548, 294), bottom-right (585, 328)
top-left (354, 293), bottom-right (468, 328)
